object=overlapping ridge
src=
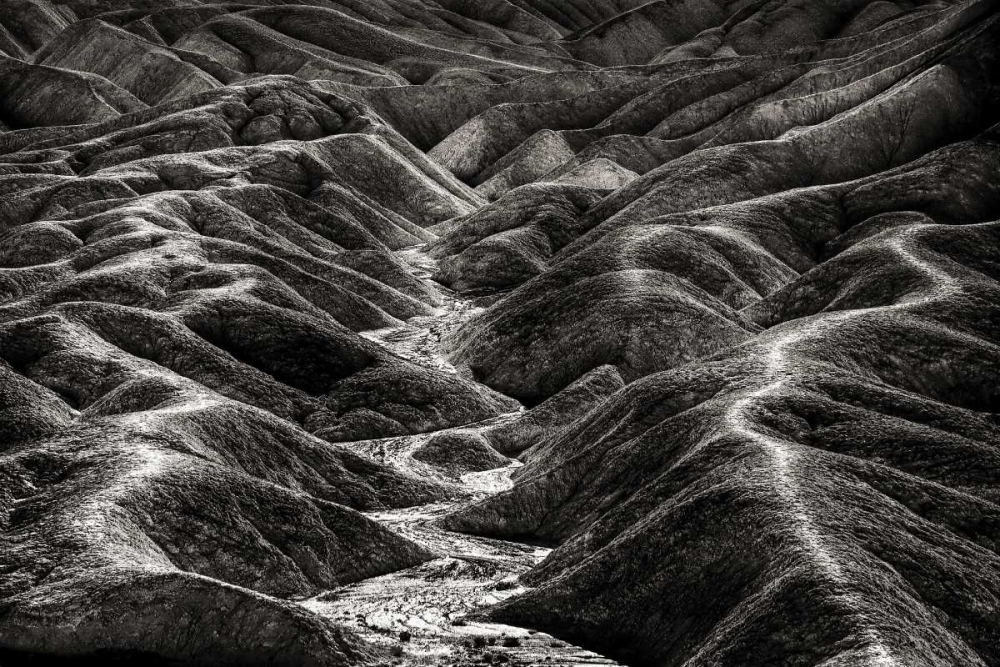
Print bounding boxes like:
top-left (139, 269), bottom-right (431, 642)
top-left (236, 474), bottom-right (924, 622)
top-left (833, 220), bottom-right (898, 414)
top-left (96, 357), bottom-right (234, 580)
top-left (0, 0), bottom-right (998, 665)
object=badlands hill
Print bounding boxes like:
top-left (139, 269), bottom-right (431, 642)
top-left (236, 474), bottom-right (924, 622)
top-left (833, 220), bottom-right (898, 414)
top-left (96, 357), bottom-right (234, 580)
top-left (1, 0), bottom-right (999, 666)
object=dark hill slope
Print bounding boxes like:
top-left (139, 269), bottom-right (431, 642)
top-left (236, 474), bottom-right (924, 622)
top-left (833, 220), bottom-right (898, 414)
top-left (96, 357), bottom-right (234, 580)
top-left (1, 0), bottom-right (999, 665)
top-left (444, 128), bottom-right (1000, 666)
top-left (423, 0), bottom-right (994, 193)
top-left (0, 71), bottom-right (515, 664)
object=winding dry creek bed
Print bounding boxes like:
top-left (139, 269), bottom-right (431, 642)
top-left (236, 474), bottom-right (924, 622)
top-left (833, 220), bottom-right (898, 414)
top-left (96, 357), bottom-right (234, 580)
top-left (300, 245), bottom-right (618, 665)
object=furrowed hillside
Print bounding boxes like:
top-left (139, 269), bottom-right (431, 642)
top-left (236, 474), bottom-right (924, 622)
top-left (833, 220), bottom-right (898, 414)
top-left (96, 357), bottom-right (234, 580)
top-left (1, 1), bottom-right (998, 665)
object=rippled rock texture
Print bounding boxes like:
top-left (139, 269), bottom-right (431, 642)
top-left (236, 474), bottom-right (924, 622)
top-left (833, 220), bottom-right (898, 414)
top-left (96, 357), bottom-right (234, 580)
top-left (2, 0), bottom-right (999, 666)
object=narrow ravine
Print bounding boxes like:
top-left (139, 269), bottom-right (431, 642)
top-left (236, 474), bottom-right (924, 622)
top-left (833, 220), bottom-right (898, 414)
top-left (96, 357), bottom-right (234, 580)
top-left (308, 228), bottom-right (960, 665)
top-left (302, 244), bottom-right (620, 665)
top-left (358, 245), bottom-right (479, 377)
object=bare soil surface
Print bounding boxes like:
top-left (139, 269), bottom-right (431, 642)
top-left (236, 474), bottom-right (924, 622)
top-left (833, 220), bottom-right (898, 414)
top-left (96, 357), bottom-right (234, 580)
top-left (359, 246), bottom-right (483, 377)
top-left (302, 246), bottom-right (618, 666)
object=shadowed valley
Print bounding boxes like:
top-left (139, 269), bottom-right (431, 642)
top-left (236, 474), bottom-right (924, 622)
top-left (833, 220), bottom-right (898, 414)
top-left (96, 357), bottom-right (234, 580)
top-left (1, 1), bottom-right (999, 666)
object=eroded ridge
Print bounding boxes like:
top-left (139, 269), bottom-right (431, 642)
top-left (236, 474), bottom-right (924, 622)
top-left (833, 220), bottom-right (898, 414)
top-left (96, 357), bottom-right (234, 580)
top-left (722, 230), bottom-right (962, 667)
top-left (1, 1), bottom-right (1000, 666)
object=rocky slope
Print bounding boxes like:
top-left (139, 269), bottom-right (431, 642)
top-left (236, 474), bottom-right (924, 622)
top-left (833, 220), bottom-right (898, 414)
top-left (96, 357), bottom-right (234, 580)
top-left (1, 1), bottom-right (999, 666)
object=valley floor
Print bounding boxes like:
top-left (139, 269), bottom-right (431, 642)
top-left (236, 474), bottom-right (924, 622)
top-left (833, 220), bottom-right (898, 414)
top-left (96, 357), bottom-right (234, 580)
top-left (306, 246), bottom-right (618, 666)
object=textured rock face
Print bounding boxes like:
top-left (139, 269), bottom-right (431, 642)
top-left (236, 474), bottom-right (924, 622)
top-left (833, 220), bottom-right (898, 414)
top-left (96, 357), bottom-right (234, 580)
top-left (2, 1), bottom-right (1000, 666)
top-left (483, 364), bottom-right (625, 456)
top-left (412, 430), bottom-right (509, 475)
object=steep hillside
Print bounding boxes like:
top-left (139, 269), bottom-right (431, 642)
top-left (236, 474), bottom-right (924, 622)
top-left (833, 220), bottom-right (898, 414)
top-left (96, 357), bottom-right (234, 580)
top-left (1, 1), bottom-right (998, 666)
